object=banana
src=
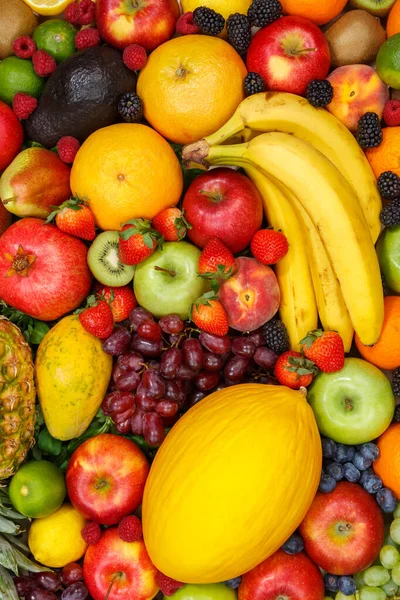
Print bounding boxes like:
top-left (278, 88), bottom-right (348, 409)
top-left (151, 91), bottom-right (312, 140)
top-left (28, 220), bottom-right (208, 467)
top-left (201, 132), bottom-right (384, 346)
top-left (197, 92), bottom-right (381, 243)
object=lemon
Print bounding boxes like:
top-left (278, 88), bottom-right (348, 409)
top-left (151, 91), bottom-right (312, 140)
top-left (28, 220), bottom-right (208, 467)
top-left (21, 0), bottom-right (75, 16)
top-left (28, 504), bottom-right (87, 568)
top-left (33, 19), bottom-right (77, 63)
top-left (0, 56), bottom-right (44, 105)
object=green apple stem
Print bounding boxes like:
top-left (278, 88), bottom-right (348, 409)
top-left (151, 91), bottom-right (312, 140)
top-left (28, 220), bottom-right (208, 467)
top-left (154, 266), bottom-right (176, 277)
top-left (104, 572), bottom-right (123, 600)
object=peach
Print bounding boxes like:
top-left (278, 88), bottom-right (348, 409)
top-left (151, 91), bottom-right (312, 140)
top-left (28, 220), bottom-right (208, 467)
top-left (219, 257), bottom-right (280, 332)
top-left (327, 64), bottom-right (389, 132)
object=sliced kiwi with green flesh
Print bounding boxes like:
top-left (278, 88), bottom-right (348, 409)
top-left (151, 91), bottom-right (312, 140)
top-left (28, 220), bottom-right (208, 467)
top-left (88, 231), bottom-right (135, 286)
top-left (349, 0), bottom-right (396, 18)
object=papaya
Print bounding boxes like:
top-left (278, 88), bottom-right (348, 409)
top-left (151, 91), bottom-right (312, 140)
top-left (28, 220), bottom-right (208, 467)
top-left (142, 383), bottom-right (322, 584)
top-left (35, 315), bottom-right (112, 441)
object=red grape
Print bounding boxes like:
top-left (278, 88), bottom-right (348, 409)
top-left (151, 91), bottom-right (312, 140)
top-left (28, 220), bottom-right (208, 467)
top-left (33, 573), bottom-right (60, 591)
top-left (138, 320), bottom-right (162, 342)
top-left (102, 327), bottom-right (131, 355)
top-left (199, 331), bottom-right (231, 355)
top-left (254, 347), bottom-right (279, 370)
top-left (136, 394), bottom-right (158, 412)
top-left (202, 352), bottom-right (223, 372)
top-left (246, 329), bottom-right (265, 348)
top-left (115, 418), bottom-right (132, 433)
top-left (108, 391), bottom-right (135, 414)
top-left (195, 370), bottom-right (220, 391)
top-left (61, 582), bottom-right (88, 600)
top-left (131, 408), bottom-right (145, 435)
top-left (232, 337), bottom-right (256, 358)
top-left (117, 352), bottom-right (144, 372)
top-left (164, 379), bottom-right (180, 402)
top-left (129, 306), bottom-right (153, 331)
top-left (14, 576), bottom-right (36, 595)
top-left (182, 338), bottom-right (203, 372)
top-left (148, 360), bottom-right (160, 371)
top-left (131, 334), bottom-right (163, 357)
top-left (111, 406), bottom-right (135, 424)
top-left (27, 590), bottom-right (58, 600)
top-left (61, 564), bottom-right (83, 586)
top-left (143, 412), bottom-right (165, 446)
top-left (175, 378), bottom-right (187, 408)
top-left (159, 314), bottom-right (184, 334)
top-left (160, 348), bottom-right (182, 379)
top-left (224, 356), bottom-right (249, 380)
top-left (177, 363), bottom-right (198, 380)
top-left (141, 370), bottom-right (165, 399)
top-left (156, 400), bottom-right (179, 417)
top-left (114, 370), bottom-right (141, 392)
top-left (168, 333), bottom-right (184, 346)
top-left (188, 389), bottom-right (207, 407)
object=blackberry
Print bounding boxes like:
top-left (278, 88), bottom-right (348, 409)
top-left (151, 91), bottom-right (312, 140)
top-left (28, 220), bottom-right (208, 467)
top-left (357, 112), bottom-right (383, 149)
top-left (381, 272), bottom-right (391, 296)
top-left (193, 7), bottom-right (225, 35)
top-left (262, 319), bottom-right (289, 353)
top-left (118, 93), bottom-right (143, 123)
top-left (378, 171), bottom-right (400, 200)
top-left (226, 13), bottom-right (251, 54)
top-left (380, 199), bottom-right (400, 227)
top-left (392, 367), bottom-right (400, 397)
top-left (394, 403), bottom-right (400, 422)
top-left (306, 79), bottom-right (334, 108)
top-left (244, 72), bottom-right (265, 96)
top-left (248, 0), bottom-right (282, 27)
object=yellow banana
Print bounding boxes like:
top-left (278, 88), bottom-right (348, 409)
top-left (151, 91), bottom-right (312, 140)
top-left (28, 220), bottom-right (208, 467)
top-left (197, 133), bottom-right (384, 346)
top-left (199, 92), bottom-right (381, 243)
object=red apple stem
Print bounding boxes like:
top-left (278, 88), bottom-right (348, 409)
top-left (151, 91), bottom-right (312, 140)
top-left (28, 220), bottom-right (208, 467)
top-left (289, 47), bottom-right (317, 55)
top-left (94, 479), bottom-right (108, 491)
top-left (154, 265), bottom-right (176, 277)
top-left (198, 190), bottom-right (223, 202)
top-left (104, 572), bottom-right (123, 600)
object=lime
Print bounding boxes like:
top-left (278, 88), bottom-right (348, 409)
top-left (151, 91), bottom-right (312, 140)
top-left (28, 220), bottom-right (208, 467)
top-left (165, 583), bottom-right (238, 600)
top-left (9, 460), bottom-right (66, 519)
top-left (0, 56), bottom-right (44, 105)
top-left (376, 33), bottom-right (400, 90)
top-left (33, 19), bottom-right (77, 63)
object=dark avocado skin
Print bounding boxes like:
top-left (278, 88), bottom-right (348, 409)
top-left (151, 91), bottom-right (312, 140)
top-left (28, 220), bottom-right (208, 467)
top-left (25, 46), bottom-right (137, 148)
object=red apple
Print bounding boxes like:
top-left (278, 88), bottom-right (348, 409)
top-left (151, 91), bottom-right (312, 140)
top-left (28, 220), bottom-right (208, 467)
top-left (182, 168), bottom-right (263, 253)
top-left (238, 550), bottom-right (324, 600)
top-left (96, 0), bottom-right (180, 52)
top-left (0, 100), bottom-right (24, 172)
top-left (0, 218), bottom-right (91, 321)
top-left (66, 434), bottom-right (149, 526)
top-left (246, 16), bottom-right (331, 96)
top-left (83, 527), bottom-right (158, 600)
top-left (299, 481), bottom-right (384, 575)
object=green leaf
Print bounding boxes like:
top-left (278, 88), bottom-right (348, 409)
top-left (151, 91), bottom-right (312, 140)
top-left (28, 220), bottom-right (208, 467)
top-left (0, 565), bottom-right (19, 600)
top-left (29, 321), bottom-right (50, 345)
top-left (13, 547), bottom-right (51, 573)
top-left (0, 535), bottom-right (19, 574)
top-left (142, 232), bottom-right (155, 249)
top-left (3, 535), bottom-right (29, 554)
top-left (38, 429), bottom-right (62, 456)
top-left (0, 516), bottom-right (22, 536)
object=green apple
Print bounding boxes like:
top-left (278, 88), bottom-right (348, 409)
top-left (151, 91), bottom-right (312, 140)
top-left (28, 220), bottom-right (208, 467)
top-left (377, 226), bottom-right (400, 292)
top-left (307, 358), bottom-right (395, 444)
top-left (165, 583), bottom-right (237, 600)
top-left (133, 241), bottom-right (208, 319)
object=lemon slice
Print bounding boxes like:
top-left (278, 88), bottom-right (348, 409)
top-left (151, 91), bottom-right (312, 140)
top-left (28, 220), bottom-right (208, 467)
top-left (22, 0), bottom-right (75, 16)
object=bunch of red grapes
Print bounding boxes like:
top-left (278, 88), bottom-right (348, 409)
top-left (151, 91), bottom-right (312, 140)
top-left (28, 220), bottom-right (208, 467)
top-left (14, 563), bottom-right (88, 600)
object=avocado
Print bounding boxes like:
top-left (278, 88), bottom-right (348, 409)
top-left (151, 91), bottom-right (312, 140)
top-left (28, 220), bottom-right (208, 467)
top-left (25, 46), bottom-right (137, 148)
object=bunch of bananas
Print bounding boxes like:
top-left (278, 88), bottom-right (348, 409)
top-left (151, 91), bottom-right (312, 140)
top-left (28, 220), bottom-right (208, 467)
top-left (182, 92), bottom-right (384, 352)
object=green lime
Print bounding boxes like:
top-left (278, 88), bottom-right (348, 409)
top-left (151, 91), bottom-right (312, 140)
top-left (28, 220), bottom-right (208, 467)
top-left (9, 460), bottom-right (66, 519)
top-left (0, 56), bottom-right (44, 105)
top-left (33, 19), bottom-right (77, 64)
top-left (376, 33), bottom-right (400, 90)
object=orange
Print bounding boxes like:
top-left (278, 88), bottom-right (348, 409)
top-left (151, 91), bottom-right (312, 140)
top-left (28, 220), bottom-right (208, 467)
top-left (366, 127), bottom-right (400, 179)
top-left (70, 123), bottom-right (183, 231)
top-left (355, 296), bottom-right (400, 370)
top-left (374, 424), bottom-right (400, 498)
top-left (137, 35), bottom-right (247, 145)
top-left (388, 0), bottom-right (400, 38)
top-left (280, 0), bottom-right (347, 26)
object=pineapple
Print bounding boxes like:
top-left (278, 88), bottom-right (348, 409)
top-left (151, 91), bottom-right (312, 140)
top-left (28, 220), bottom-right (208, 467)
top-left (0, 317), bottom-right (36, 480)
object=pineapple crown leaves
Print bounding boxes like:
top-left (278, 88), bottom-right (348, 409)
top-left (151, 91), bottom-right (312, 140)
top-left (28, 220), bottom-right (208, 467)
top-left (119, 218), bottom-right (163, 249)
top-left (285, 354), bottom-right (318, 377)
top-left (45, 195), bottom-right (88, 223)
top-left (174, 210), bottom-right (192, 240)
top-left (0, 301), bottom-right (49, 345)
top-left (300, 329), bottom-right (324, 350)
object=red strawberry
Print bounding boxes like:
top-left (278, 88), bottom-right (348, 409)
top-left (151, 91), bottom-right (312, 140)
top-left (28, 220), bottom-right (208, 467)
top-left (46, 197), bottom-right (96, 241)
top-left (94, 283), bottom-right (137, 322)
top-left (152, 207), bottom-right (191, 242)
top-left (301, 329), bottom-right (345, 373)
top-left (191, 293), bottom-right (229, 336)
top-left (119, 218), bottom-right (161, 265)
top-left (250, 229), bottom-right (289, 265)
top-left (274, 350), bottom-right (316, 389)
top-left (197, 237), bottom-right (236, 279)
top-left (79, 297), bottom-right (114, 339)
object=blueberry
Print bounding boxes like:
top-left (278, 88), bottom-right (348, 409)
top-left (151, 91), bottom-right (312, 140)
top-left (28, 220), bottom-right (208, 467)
top-left (326, 461), bottom-right (344, 482)
top-left (322, 438), bottom-right (336, 459)
top-left (353, 452), bottom-right (373, 471)
top-left (359, 442), bottom-right (380, 462)
top-left (376, 488), bottom-right (398, 513)
top-left (362, 472), bottom-right (383, 494)
top-left (334, 444), bottom-right (355, 463)
top-left (343, 462), bottom-right (361, 483)
top-left (319, 471), bottom-right (336, 493)
top-left (338, 575), bottom-right (357, 596)
top-left (223, 577), bottom-right (241, 589)
top-left (360, 467), bottom-right (374, 484)
top-left (324, 573), bottom-right (339, 592)
top-left (281, 533), bottom-right (304, 555)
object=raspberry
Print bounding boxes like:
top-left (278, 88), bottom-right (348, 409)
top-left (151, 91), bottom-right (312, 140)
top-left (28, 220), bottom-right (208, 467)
top-left (383, 99), bottom-right (400, 127)
top-left (118, 515), bottom-right (143, 542)
top-left (81, 522), bottom-right (102, 545)
top-left (65, 2), bottom-right (81, 26)
top-left (57, 136), bottom-right (81, 163)
top-left (12, 93), bottom-right (37, 120)
top-left (156, 572), bottom-right (184, 597)
top-left (12, 36), bottom-right (36, 59)
top-left (176, 12), bottom-right (200, 35)
top-left (32, 49), bottom-right (56, 77)
top-left (123, 44), bottom-right (147, 71)
top-left (78, 0), bottom-right (96, 25)
top-left (75, 27), bottom-right (101, 51)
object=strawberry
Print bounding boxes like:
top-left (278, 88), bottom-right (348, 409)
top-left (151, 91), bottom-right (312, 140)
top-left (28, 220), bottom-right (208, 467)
top-left (197, 237), bottom-right (236, 279)
top-left (152, 207), bottom-right (191, 241)
top-left (94, 283), bottom-right (137, 323)
top-left (46, 196), bottom-right (96, 241)
top-left (191, 292), bottom-right (229, 336)
top-left (78, 296), bottom-right (114, 339)
top-left (274, 350), bottom-right (316, 389)
top-left (119, 218), bottom-right (162, 265)
top-left (250, 229), bottom-right (289, 265)
top-left (301, 329), bottom-right (345, 373)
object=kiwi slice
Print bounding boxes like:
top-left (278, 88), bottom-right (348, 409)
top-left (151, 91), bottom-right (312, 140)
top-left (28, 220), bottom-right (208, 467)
top-left (349, 0), bottom-right (396, 18)
top-left (88, 231), bottom-right (135, 286)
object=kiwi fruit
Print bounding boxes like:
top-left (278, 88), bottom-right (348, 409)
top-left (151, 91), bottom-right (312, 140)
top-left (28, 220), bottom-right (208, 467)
top-left (88, 231), bottom-right (135, 286)
top-left (349, 0), bottom-right (396, 18)
top-left (0, 0), bottom-right (37, 59)
top-left (325, 10), bottom-right (386, 68)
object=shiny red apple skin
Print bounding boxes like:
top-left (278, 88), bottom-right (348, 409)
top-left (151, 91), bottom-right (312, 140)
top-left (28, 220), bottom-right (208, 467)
top-left (299, 481), bottom-right (384, 575)
top-left (182, 168), bottom-right (263, 253)
top-left (66, 434), bottom-right (149, 526)
top-left (238, 550), bottom-right (324, 600)
top-left (0, 100), bottom-right (23, 172)
top-left (96, 0), bottom-right (180, 52)
top-left (83, 527), bottom-right (158, 600)
top-left (246, 16), bottom-right (330, 95)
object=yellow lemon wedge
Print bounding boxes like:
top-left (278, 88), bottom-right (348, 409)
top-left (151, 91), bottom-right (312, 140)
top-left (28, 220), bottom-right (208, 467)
top-left (22, 0), bottom-right (75, 16)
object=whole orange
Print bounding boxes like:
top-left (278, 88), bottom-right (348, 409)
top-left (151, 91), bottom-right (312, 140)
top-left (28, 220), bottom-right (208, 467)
top-left (137, 35), bottom-right (247, 145)
top-left (366, 127), bottom-right (400, 179)
top-left (70, 123), bottom-right (183, 231)
top-left (374, 424), bottom-right (400, 497)
top-left (280, 0), bottom-right (347, 26)
top-left (355, 296), bottom-right (400, 370)
top-left (388, 0), bottom-right (400, 38)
